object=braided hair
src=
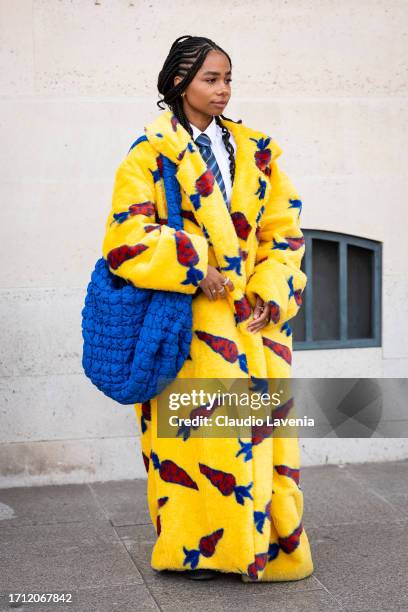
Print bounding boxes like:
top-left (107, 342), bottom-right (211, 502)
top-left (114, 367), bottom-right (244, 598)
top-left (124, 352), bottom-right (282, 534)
top-left (157, 35), bottom-right (240, 185)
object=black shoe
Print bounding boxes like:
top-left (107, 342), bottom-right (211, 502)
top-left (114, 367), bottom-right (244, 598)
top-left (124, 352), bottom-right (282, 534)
top-left (187, 568), bottom-right (219, 580)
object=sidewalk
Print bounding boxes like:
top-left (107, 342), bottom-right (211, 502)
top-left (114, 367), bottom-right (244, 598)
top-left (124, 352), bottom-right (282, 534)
top-left (0, 460), bottom-right (407, 611)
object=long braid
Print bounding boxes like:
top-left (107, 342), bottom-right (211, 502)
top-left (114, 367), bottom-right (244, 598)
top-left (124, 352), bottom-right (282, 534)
top-left (157, 35), bottom-right (241, 185)
top-left (215, 116), bottom-right (237, 185)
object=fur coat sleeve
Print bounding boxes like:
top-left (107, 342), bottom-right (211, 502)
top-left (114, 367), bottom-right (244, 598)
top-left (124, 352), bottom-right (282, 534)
top-left (246, 158), bottom-right (307, 328)
top-left (101, 139), bottom-right (209, 294)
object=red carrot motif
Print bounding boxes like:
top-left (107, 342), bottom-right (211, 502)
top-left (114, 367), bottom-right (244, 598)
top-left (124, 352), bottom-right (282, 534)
top-left (107, 244), bottom-right (148, 270)
top-left (231, 212), bottom-right (252, 240)
top-left (275, 464), bottom-right (300, 485)
top-left (246, 551), bottom-right (269, 580)
top-left (176, 400), bottom-right (223, 441)
top-left (262, 336), bottom-right (292, 365)
top-left (150, 451), bottom-right (199, 490)
top-left (195, 168), bottom-right (215, 197)
top-left (156, 155), bottom-right (163, 176)
top-left (268, 300), bottom-right (280, 324)
top-left (140, 400), bottom-right (151, 434)
top-left (158, 496), bottom-right (169, 508)
top-left (181, 209), bottom-right (200, 227)
top-left (294, 289), bottom-right (303, 306)
top-left (279, 523), bottom-right (303, 553)
top-left (234, 296), bottom-right (252, 323)
top-left (199, 463), bottom-right (253, 505)
top-left (144, 224), bottom-right (161, 233)
top-left (249, 136), bottom-right (272, 176)
top-left (286, 236), bottom-right (305, 250)
top-left (195, 330), bottom-right (248, 372)
top-left (129, 202), bottom-right (155, 217)
top-left (174, 230), bottom-right (199, 267)
top-left (183, 529), bottom-right (224, 569)
top-left (142, 451), bottom-right (149, 473)
top-left (111, 201), bottom-right (155, 225)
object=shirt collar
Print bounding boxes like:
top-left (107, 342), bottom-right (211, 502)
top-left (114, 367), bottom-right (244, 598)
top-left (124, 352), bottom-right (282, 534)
top-left (190, 116), bottom-right (218, 144)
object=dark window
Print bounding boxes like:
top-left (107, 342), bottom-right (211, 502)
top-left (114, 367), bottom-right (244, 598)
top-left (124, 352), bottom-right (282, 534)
top-left (293, 231), bottom-right (382, 350)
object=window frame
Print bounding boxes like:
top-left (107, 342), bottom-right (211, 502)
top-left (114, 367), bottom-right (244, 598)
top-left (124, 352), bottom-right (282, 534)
top-left (294, 230), bottom-right (382, 350)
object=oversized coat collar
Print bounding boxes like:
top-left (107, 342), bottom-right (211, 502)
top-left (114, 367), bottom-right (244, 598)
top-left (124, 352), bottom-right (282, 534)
top-left (144, 110), bottom-right (282, 292)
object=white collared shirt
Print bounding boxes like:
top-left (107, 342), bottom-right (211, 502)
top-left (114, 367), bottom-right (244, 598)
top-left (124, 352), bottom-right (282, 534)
top-left (190, 116), bottom-right (237, 207)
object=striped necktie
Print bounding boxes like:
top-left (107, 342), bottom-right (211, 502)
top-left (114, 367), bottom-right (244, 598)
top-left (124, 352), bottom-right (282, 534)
top-left (195, 133), bottom-right (230, 211)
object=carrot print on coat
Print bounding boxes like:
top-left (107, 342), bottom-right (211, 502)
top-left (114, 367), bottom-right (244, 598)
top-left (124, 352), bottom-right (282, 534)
top-left (246, 551), bottom-right (269, 580)
top-left (195, 330), bottom-right (248, 373)
top-left (181, 209), bottom-right (200, 227)
top-left (249, 136), bottom-right (272, 176)
top-left (142, 451), bottom-right (149, 474)
top-left (110, 201), bottom-right (155, 225)
top-left (275, 464), bottom-right (300, 486)
top-left (255, 176), bottom-right (267, 200)
top-left (289, 198), bottom-right (302, 217)
top-left (254, 498), bottom-right (272, 534)
top-left (231, 211), bottom-right (252, 240)
top-left (144, 224), bottom-right (161, 233)
top-left (268, 300), bottom-right (281, 324)
top-left (199, 463), bottom-right (253, 505)
top-left (288, 275), bottom-right (303, 306)
top-left (176, 401), bottom-right (222, 441)
top-left (140, 400), bottom-right (151, 434)
top-left (107, 243), bottom-right (148, 270)
top-left (156, 496), bottom-right (169, 536)
top-left (279, 523), bottom-right (303, 554)
top-left (190, 168), bottom-right (215, 210)
top-left (234, 296), bottom-right (252, 324)
top-left (262, 336), bottom-right (292, 365)
top-left (174, 230), bottom-right (205, 287)
top-left (221, 254), bottom-right (242, 276)
top-left (286, 236), bottom-right (305, 250)
top-left (236, 398), bottom-right (294, 461)
top-left (183, 528), bottom-right (224, 570)
top-left (150, 451), bottom-right (199, 490)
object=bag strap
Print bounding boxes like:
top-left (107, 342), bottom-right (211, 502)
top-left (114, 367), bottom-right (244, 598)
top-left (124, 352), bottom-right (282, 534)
top-left (160, 154), bottom-right (183, 231)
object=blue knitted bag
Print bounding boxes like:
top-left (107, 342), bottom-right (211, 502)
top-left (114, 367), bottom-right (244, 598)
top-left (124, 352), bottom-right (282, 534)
top-left (81, 153), bottom-right (193, 405)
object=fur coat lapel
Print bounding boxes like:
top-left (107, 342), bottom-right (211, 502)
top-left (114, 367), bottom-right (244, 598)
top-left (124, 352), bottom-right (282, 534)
top-left (144, 110), bottom-right (282, 294)
top-left (144, 110), bottom-right (283, 380)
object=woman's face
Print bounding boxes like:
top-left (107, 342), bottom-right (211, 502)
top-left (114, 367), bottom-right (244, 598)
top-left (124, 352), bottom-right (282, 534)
top-left (174, 50), bottom-right (232, 118)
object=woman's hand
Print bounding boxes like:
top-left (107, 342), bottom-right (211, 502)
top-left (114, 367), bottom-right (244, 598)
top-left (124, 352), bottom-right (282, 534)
top-left (247, 294), bottom-right (271, 333)
top-left (199, 265), bottom-right (234, 301)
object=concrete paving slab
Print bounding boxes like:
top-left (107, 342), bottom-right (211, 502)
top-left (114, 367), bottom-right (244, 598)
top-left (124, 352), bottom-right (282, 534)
top-left (0, 519), bottom-right (143, 593)
top-left (308, 519), bottom-right (408, 610)
top-left (89, 479), bottom-right (150, 527)
top-left (0, 483), bottom-right (105, 527)
top-left (301, 464), bottom-right (402, 528)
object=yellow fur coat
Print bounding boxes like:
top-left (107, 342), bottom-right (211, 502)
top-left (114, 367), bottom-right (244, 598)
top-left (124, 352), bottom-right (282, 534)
top-left (102, 110), bottom-right (314, 581)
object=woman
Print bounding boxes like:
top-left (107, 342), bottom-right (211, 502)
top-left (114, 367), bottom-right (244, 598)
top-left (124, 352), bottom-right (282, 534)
top-left (102, 35), bottom-right (314, 582)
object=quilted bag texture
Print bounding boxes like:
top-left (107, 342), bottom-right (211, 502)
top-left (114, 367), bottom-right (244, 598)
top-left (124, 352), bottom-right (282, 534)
top-left (81, 154), bottom-right (193, 405)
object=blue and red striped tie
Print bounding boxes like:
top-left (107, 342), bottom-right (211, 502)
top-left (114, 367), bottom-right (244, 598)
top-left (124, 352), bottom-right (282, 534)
top-left (195, 133), bottom-right (230, 211)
